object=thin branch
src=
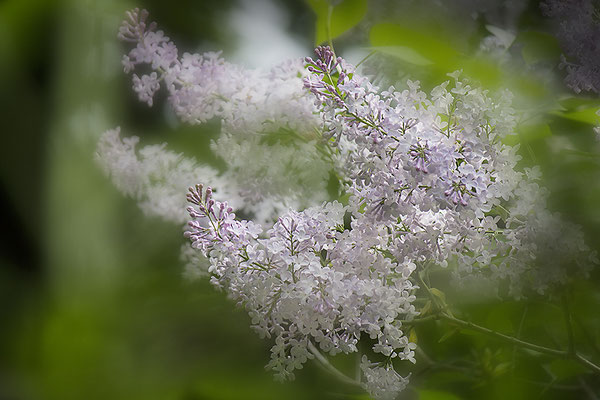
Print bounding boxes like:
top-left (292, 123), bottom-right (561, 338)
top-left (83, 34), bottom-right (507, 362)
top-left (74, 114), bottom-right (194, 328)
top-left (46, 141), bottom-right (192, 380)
top-left (575, 353), bottom-right (600, 375)
top-left (574, 314), bottom-right (600, 358)
top-left (579, 377), bottom-right (599, 400)
top-left (399, 314), bottom-right (438, 325)
top-left (512, 305), bottom-right (528, 377)
top-left (439, 313), bottom-right (565, 357)
top-left (415, 272), bottom-right (445, 312)
top-left (416, 347), bottom-right (434, 367)
top-left (355, 50), bottom-right (377, 69)
top-left (308, 341), bottom-right (362, 387)
top-left (438, 313), bottom-right (600, 376)
top-left (562, 292), bottom-right (576, 355)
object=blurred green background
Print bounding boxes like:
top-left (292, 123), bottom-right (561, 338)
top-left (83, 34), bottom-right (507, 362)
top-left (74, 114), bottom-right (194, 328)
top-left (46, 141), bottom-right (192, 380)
top-left (1, 0), bottom-right (599, 399)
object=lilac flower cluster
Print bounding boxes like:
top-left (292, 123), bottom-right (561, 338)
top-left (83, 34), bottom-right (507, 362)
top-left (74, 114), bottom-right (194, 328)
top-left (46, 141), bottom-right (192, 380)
top-left (304, 46), bottom-right (596, 299)
top-left (99, 9), bottom-right (330, 225)
top-left (98, 10), bottom-right (598, 400)
top-left (185, 185), bottom-right (418, 388)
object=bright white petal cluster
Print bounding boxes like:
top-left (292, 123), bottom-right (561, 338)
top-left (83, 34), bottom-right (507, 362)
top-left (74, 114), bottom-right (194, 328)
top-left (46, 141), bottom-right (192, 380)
top-left (185, 185), bottom-right (418, 384)
top-left (360, 356), bottom-right (410, 400)
top-left (304, 46), bottom-right (596, 299)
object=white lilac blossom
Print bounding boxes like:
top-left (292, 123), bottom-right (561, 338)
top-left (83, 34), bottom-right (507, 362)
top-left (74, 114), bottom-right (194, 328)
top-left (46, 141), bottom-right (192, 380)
top-left (96, 127), bottom-right (224, 224)
top-left (360, 356), bottom-right (409, 400)
top-left (185, 185), bottom-right (418, 388)
top-left (100, 8), bottom-right (330, 226)
top-left (304, 46), bottom-right (596, 300)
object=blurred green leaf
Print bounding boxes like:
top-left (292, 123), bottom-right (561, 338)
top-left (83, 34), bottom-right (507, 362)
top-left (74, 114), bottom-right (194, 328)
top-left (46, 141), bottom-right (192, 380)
top-left (429, 287), bottom-right (446, 302)
top-left (420, 300), bottom-right (432, 316)
top-left (307, 0), bottom-right (367, 46)
top-left (461, 57), bottom-right (502, 87)
top-left (503, 123), bottom-right (551, 146)
top-left (370, 46), bottom-right (433, 66)
top-left (517, 31), bottom-right (561, 65)
top-left (492, 361), bottom-right (512, 377)
top-left (558, 96), bottom-right (600, 111)
top-left (418, 389), bottom-right (463, 400)
top-left (409, 328), bottom-right (418, 344)
top-left (512, 74), bottom-right (552, 101)
top-left (553, 107), bottom-right (600, 125)
top-left (438, 327), bottom-right (460, 343)
top-left (485, 304), bottom-right (515, 335)
top-left (545, 359), bottom-right (587, 381)
top-left (370, 23), bottom-right (460, 68)
top-left (425, 370), bottom-right (477, 386)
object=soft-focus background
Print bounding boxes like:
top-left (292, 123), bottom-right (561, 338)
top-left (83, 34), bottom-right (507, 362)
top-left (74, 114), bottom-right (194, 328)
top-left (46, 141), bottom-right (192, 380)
top-left (1, 0), bottom-right (600, 399)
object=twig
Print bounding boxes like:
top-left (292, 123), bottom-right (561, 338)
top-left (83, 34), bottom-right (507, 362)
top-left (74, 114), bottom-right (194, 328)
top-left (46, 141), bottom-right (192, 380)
top-left (399, 314), bottom-right (438, 325)
top-left (438, 313), bottom-right (600, 375)
top-left (512, 305), bottom-right (528, 377)
top-left (439, 313), bottom-right (564, 357)
top-left (308, 341), bottom-right (362, 387)
top-left (355, 50), bottom-right (377, 69)
top-left (579, 377), bottom-right (599, 400)
top-left (562, 292), bottom-right (576, 356)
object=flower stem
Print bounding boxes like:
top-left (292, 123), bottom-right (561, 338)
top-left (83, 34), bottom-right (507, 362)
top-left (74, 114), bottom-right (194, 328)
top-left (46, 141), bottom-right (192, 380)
top-left (562, 292), bottom-right (576, 356)
top-left (308, 341), bottom-right (362, 387)
top-left (439, 313), bottom-right (564, 357)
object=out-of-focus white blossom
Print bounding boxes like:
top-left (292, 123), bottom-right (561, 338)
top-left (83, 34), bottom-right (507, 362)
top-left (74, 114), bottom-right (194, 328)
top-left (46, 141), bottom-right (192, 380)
top-left (99, 8), bottom-right (332, 225)
top-left (96, 127), bottom-right (223, 224)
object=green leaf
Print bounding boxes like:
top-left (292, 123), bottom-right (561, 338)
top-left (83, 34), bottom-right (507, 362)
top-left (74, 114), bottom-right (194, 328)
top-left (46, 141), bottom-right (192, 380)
top-left (369, 23), bottom-right (460, 68)
top-left (425, 370), bottom-right (477, 386)
top-left (370, 46), bottom-right (433, 66)
top-left (409, 328), bottom-right (418, 344)
top-left (307, 0), bottom-right (368, 46)
top-left (518, 31), bottom-right (561, 65)
top-left (485, 304), bottom-right (514, 335)
top-left (553, 107), bottom-right (600, 125)
top-left (418, 389), bottom-right (463, 400)
top-left (492, 361), bottom-right (512, 377)
top-left (558, 96), bottom-right (600, 111)
top-left (420, 300), bottom-right (432, 316)
top-left (461, 57), bottom-right (502, 87)
top-left (503, 123), bottom-right (551, 145)
top-left (545, 359), bottom-right (587, 381)
top-left (438, 327), bottom-right (460, 343)
top-left (429, 287), bottom-right (446, 303)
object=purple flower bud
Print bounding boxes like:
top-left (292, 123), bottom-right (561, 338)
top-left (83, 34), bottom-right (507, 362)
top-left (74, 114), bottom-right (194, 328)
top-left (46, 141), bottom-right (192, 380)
top-left (409, 142), bottom-right (431, 173)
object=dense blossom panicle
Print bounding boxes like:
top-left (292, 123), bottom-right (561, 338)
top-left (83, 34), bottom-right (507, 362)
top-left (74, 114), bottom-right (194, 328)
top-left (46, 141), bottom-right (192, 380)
top-left (304, 46), bottom-right (596, 302)
top-left (98, 10), bottom-right (598, 400)
top-left (185, 186), bottom-right (418, 384)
